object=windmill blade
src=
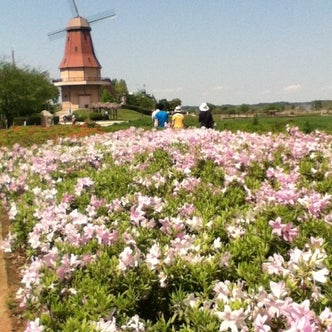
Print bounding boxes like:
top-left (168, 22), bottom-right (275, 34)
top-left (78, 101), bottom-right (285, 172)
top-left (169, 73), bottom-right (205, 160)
top-left (48, 28), bottom-right (66, 39)
top-left (69, 0), bottom-right (80, 17)
top-left (87, 9), bottom-right (116, 24)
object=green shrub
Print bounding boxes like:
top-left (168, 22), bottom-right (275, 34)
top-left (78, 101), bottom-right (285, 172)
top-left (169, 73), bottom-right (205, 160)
top-left (183, 115), bottom-right (199, 128)
top-left (303, 120), bottom-right (314, 133)
top-left (53, 116), bottom-right (59, 125)
top-left (13, 117), bottom-right (27, 126)
top-left (89, 112), bottom-right (108, 121)
top-left (27, 115), bottom-right (41, 126)
top-left (125, 104), bottom-right (152, 116)
top-left (74, 114), bottom-right (87, 122)
top-left (252, 115), bottom-right (259, 126)
top-left (84, 119), bottom-right (100, 128)
top-left (74, 109), bottom-right (90, 122)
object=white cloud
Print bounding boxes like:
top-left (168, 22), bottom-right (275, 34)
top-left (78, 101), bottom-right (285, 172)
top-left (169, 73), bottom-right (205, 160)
top-left (283, 84), bottom-right (301, 92)
top-left (261, 89), bottom-right (271, 95)
top-left (213, 85), bottom-right (224, 91)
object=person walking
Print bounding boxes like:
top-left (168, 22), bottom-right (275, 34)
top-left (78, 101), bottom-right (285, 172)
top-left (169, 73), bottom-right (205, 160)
top-left (151, 103), bottom-right (162, 126)
top-left (154, 104), bottom-right (169, 128)
top-left (198, 102), bottom-right (214, 129)
top-left (171, 105), bottom-right (185, 129)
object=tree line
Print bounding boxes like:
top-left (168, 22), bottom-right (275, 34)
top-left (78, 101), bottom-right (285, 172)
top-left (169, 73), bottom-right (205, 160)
top-left (0, 60), bottom-right (330, 128)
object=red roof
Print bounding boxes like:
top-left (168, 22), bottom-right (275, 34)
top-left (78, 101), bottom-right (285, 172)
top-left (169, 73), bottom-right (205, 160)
top-left (59, 18), bottom-right (101, 69)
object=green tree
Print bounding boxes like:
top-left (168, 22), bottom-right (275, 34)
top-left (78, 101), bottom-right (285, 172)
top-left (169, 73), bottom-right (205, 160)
top-left (0, 61), bottom-right (58, 126)
top-left (238, 104), bottom-right (250, 113)
top-left (263, 103), bottom-right (285, 113)
top-left (312, 100), bottom-right (323, 111)
top-left (101, 79), bottom-right (129, 103)
top-left (114, 79), bottom-right (128, 98)
top-left (169, 98), bottom-right (182, 110)
top-left (158, 98), bottom-right (170, 111)
top-left (126, 90), bottom-right (156, 110)
top-left (100, 87), bottom-right (113, 102)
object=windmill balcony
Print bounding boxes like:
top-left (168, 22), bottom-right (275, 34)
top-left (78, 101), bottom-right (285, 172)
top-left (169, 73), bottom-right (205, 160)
top-left (53, 77), bottom-right (111, 86)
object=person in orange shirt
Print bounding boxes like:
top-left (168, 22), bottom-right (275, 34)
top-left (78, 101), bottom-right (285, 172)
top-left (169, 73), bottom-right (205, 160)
top-left (171, 105), bottom-right (185, 129)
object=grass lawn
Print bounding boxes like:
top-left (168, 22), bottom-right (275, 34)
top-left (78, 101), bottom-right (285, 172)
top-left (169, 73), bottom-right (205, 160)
top-left (117, 108), bottom-right (150, 121)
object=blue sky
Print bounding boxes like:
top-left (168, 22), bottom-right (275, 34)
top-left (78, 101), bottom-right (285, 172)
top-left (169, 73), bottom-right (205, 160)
top-left (1, 0), bottom-right (332, 106)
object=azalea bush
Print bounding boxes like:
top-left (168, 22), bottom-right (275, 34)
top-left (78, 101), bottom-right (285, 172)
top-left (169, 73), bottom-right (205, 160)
top-left (1, 125), bottom-right (332, 331)
top-left (0, 125), bottom-right (103, 148)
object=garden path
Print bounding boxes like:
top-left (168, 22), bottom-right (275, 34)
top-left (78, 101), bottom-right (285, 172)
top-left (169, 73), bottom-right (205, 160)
top-left (0, 211), bottom-right (25, 332)
top-left (0, 220), bottom-right (12, 331)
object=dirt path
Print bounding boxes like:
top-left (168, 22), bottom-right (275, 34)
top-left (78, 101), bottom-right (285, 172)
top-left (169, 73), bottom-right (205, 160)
top-left (0, 219), bottom-right (13, 331)
top-left (0, 209), bottom-right (25, 332)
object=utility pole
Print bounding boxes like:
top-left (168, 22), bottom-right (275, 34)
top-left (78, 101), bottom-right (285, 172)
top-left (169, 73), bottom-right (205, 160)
top-left (11, 49), bottom-right (15, 66)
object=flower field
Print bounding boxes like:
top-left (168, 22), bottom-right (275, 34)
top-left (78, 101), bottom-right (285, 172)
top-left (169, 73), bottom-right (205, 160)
top-left (1, 125), bottom-right (332, 331)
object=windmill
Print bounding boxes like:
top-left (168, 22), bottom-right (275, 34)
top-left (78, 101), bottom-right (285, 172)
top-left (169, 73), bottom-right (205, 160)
top-left (49, 0), bottom-right (116, 113)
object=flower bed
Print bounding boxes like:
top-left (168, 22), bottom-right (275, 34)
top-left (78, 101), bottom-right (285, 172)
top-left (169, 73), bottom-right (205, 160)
top-left (1, 126), bottom-right (332, 331)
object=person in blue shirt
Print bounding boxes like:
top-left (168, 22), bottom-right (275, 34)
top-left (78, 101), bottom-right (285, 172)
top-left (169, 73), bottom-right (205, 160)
top-left (154, 104), bottom-right (169, 128)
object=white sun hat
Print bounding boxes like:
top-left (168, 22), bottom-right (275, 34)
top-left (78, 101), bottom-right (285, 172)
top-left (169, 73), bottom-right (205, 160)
top-left (199, 102), bottom-right (209, 111)
top-left (174, 105), bottom-right (182, 112)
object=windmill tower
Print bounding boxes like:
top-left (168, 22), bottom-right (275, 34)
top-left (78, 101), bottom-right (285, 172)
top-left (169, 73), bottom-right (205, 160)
top-left (49, 0), bottom-right (115, 112)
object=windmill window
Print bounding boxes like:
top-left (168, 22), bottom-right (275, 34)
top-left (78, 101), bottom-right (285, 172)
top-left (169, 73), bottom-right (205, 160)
top-left (88, 57), bottom-right (91, 62)
top-left (75, 47), bottom-right (78, 52)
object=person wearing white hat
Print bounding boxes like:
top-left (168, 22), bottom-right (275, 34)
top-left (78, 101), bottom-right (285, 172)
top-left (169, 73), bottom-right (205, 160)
top-left (198, 102), bottom-right (214, 129)
top-left (171, 105), bottom-right (185, 129)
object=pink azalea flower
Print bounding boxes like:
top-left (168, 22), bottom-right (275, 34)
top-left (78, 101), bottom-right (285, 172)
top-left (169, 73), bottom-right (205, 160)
top-left (90, 195), bottom-right (106, 208)
top-left (319, 308), bottom-right (332, 331)
top-left (8, 202), bottom-right (17, 220)
top-left (158, 271), bottom-right (168, 288)
top-left (130, 206), bottom-right (146, 225)
top-left (269, 217), bottom-right (283, 237)
top-left (269, 281), bottom-right (288, 299)
top-left (25, 318), bottom-right (44, 332)
top-left (269, 217), bottom-right (298, 242)
top-left (94, 317), bottom-right (118, 332)
top-left (74, 177), bottom-right (94, 196)
top-left (253, 314), bottom-right (271, 332)
top-left (118, 246), bottom-right (141, 272)
top-left (121, 315), bottom-right (145, 331)
top-left (145, 243), bottom-right (161, 270)
top-left (216, 305), bottom-right (248, 332)
top-left (262, 253), bottom-right (285, 275)
top-left (312, 268), bottom-right (329, 283)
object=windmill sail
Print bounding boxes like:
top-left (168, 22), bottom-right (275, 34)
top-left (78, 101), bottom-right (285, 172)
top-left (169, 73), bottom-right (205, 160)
top-left (69, 0), bottom-right (80, 17)
top-left (48, 1), bottom-right (115, 39)
top-left (87, 9), bottom-right (116, 24)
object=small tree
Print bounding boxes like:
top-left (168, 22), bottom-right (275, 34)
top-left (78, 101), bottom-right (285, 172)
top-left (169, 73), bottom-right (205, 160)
top-left (0, 61), bottom-right (58, 127)
top-left (312, 100), bottom-right (323, 111)
top-left (126, 90), bottom-right (156, 110)
top-left (158, 98), bottom-right (170, 111)
top-left (100, 87), bottom-right (111, 102)
top-left (101, 79), bottom-right (129, 103)
top-left (169, 98), bottom-right (182, 110)
top-left (238, 104), bottom-right (250, 114)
